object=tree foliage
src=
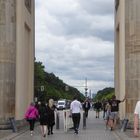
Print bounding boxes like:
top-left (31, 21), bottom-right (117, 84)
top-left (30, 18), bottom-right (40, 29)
top-left (34, 61), bottom-right (85, 102)
top-left (93, 87), bottom-right (115, 101)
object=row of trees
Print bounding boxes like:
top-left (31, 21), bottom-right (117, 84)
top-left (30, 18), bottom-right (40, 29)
top-left (93, 87), bottom-right (115, 101)
top-left (34, 61), bottom-right (85, 102)
top-left (34, 60), bottom-right (115, 103)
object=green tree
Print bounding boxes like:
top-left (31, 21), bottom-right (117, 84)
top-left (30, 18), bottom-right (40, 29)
top-left (34, 60), bottom-right (85, 102)
top-left (93, 87), bottom-right (115, 101)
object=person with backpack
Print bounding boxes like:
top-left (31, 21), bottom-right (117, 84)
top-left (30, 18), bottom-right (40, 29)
top-left (24, 102), bottom-right (39, 136)
top-left (94, 101), bottom-right (102, 118)
top-left (38, 102), bottom-right (48, 137)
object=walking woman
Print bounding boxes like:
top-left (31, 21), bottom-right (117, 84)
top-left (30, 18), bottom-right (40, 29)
top-left (46, 99), bottom-right (56, 135)
top-left (38, 102), bottom-right (48, 137)
top-left (83, 98), bottom-right (90, 118)
top-left (24, 102), bottom-right (39, 136)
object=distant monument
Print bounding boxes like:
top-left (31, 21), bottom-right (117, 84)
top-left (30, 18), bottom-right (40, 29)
top-left (0, 0), bottom-right (35, 127)
top-left (115, 0), bottom-right (140, 121)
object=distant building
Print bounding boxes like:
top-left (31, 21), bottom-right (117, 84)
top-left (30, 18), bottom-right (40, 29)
top-left (115, 0), bottom-right (140, 121)
top-left (0, 0), bottom-right (35, 126)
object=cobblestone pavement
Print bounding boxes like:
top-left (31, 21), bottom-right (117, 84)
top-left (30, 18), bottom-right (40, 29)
top-left (0, 110), bottom-right (139, 140)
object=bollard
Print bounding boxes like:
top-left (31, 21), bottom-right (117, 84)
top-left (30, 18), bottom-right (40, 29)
top-left (56, 112), bottom-right (59, 129)
top-left (9, 117), bottom-right (17, 132)
top-left (83, 112), bottom-right (86, 128)
top-left (121, 118), bottom-right (129, 132)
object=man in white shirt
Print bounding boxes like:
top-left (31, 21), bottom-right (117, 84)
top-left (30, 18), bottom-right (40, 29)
top-left (134, 101), bottom-right (140, 137)
top-left (70, 96), bottom-right (82, 134)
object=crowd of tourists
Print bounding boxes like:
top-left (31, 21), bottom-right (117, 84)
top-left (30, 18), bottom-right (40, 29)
top-left (25, 99), bottom-right (56, 137)
top-left (25, 95), bottom-right (140, 137)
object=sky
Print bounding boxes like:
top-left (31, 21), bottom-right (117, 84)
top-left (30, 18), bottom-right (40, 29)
top-left (35, 0), bottom-right (114, 96)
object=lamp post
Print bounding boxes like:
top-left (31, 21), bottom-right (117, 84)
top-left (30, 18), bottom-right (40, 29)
top-left (65, 85), bottom-right (69, 91)
top-left (85, 78), bottom-right (88, 97)
top-left (35, 85), bottom-right (45, 102)
top-left (40, 85), bottom-right (44, 92)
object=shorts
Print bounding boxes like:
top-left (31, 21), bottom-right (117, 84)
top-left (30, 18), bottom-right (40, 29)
top-left (109, 112), bottom-right (119, 120)
top-left (106, 110), bottom-right (111, 120)
top-left (95, 109), bottom-right (100, 112)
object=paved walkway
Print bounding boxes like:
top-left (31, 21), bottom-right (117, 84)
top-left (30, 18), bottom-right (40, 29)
top-left (0, 110), bottom-right (139, 140)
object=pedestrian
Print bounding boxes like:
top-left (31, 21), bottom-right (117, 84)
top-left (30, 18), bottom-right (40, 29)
top-left (83, 97), bottom-right (91, 118)
top-left (134, 100), bottom-right (140, 137)
top-left (109, 95), bottom-right (126, 131)
top-left (94, 101), bottom-right (102, 118)
top-left (70, 96), bottom-right (82, 134)
top-left (105, 100), bottom-right (111, 129)
top-left (38, 102), bottom-right (48, 137)
top-left (24, 102), bottom-right (39, 136)
top-left (46, 99), bottom-right (56, 135)
top-left (102, 99), bottom-right (107, 119)
top-left (35, 101), bottom-right (41, 111)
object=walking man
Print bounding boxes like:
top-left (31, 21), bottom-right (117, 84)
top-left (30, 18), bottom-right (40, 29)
top-left (70, 96), bottom-right (82, 134)
top-left (94, 101), bottom-right (102, 118)
top-left (109, 95), bottom-right (126, 131)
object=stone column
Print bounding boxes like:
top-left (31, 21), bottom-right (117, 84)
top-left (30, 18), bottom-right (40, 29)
top-left (125, 0), bottom-right (140, 120)
top-left (0, 0), bottom-right (16, 123)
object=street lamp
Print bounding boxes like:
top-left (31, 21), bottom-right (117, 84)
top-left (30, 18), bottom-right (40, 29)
top-left (65, 85), bottom-right (69, 91)
top-left (35, 85), bottom-right (45, 102)
top-left (85, 78), bottom-right (88, 97)
top-left (40, 85), bottom-right (44, 92)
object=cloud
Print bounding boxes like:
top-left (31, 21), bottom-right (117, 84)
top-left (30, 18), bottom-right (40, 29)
top-left (35, 0), bottom-right (114, 93)
top-left (79, 0), bottom-right (114, 15)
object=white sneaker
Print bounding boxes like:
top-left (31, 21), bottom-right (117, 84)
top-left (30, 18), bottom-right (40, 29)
top-left (30, 131), bottom-right (33, 136)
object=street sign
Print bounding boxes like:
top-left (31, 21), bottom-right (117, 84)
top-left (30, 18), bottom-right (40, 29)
top-left (40, 85), bottom-right (44, 91)
top-left (65, 85), bottom-right (69, 91)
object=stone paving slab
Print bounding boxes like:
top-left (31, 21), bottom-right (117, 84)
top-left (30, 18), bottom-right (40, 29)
top-left (114, 129), bottom-right (139, 140)
top-left (0, 110), bottom-right (139, 140)
top-left (2, 127), bottom-right (118, 140)
top-left (0, 130), bottom-right (13, 139)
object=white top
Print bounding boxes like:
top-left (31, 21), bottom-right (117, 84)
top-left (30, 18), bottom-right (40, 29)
top-left (134, 101), bottom-right (140, 118)
top-left (70, 100), bottom-right (82, 113)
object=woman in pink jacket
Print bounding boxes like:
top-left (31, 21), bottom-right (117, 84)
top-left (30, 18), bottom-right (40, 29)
top-left (25, 102), bottom-right (39, 136)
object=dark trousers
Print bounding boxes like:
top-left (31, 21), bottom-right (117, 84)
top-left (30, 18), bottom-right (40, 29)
top-left (103, 110), bottom-right (106, 119)
top-left (72, 113), bottom-right (80, 132)
top-left (28, 119), bottom-right (36, 131)
top-left (85, 109), bottom-right (89, 117)
top-left (47, 125), bottom-right (53, 133)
